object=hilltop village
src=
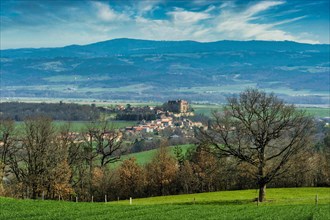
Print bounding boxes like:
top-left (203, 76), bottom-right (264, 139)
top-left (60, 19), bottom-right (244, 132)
top-left (0, 100), bottom-right (208, 151)
top-left (110, 100), bottom-right (206, 151)
top-left (122, 100), bottom-right (202, 133)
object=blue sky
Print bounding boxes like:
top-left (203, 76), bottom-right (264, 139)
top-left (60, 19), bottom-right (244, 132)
top-left (0, 0), bottom-right (329, 49)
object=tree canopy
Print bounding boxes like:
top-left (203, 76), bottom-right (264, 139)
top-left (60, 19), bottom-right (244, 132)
top-left (198, 89), bottom-right (314, 202)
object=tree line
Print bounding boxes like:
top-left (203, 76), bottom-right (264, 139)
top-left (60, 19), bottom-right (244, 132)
top-left (0, 102), bottom-right (100, 121)
top-left (0, 89), bottom-right (329, 202)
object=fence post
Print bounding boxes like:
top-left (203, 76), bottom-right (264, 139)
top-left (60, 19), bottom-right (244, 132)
top-left (130, 197), bottom-right (132, 205)
top-left (105, 195), bottom-right (107, 203)
top-left (91, 195), bottom-right (94, 203)
top-left (76, 196), bottom-right (78, 203)
top-left (42, 191), bottom-right (44, 201)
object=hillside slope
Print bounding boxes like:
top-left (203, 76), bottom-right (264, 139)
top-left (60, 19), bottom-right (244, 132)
top-left (1, 39), bottom-right (329, 104)
top-left (1, 188), bottom-right (329, 220)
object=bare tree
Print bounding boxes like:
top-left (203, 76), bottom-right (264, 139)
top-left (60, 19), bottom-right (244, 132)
top-left (81, 119), bottom-right (124, 198)
top-left (7, 117), bottom-right (72, 199)
top-left (83, 119), bottom-right (124, 168)
top-left (198, 89), bottom-right (314, 202)
top-left (94, 123), bottom-right (124, 167)
top-left (0, 119), bottom-right (16, 194)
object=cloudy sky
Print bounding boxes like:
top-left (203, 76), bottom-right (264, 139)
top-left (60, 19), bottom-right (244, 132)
top-left (1, 0), bottom-right (329, 49)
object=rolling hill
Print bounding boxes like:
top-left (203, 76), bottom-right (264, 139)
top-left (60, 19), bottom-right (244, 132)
top-left (1, 187), bottom-right (329, 219)
top-left (1, 39), bottom-right (329, 104)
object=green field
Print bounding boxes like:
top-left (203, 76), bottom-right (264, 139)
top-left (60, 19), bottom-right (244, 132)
top-left (192, 104), bottom-right (223, 116)
top-left (192, 104), bottom-right (330, 118)
top-left (53, 120), bottom-right (138, 131)
top-left (119, 144), bottom-right (193, 165)
top-left (1, 188), bottom-right (329, 219)
top-left (174, 84), bottom-right (329, 99)
top-left (14, 121), bottom-right (138, 132)
top-left (303, 107), bottom-right (330, 118)
top-left (2, 97), bottom-right (328, 118)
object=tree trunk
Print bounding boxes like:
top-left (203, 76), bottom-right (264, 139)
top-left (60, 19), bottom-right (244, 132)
top-left (258, 183), bottom-right (266, 202)
top-left (89, 159), bottom-right (93, 197)
top-left (32, 187), bottom-right (37, 199)
top-left (0, 163), bottom-right (5, 195)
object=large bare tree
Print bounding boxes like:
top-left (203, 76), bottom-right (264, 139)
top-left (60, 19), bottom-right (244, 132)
top-left (83, 119), bottom-right (124, 168)
top-left (198, 89), bottom-right (314, 202)
top-left (7, 117), bottom-right (72, 199)
top-left (0, 119), bottom-right (16, 194)
top-left (81, 119), bottom-right (124, 198)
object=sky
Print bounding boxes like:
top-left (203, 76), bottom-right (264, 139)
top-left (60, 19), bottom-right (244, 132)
top-left (0, 0), bottom-right (329, 49)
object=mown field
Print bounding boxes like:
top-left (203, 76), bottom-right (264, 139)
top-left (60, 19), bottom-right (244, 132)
top-left (302, 107), bottom-right (330, 118)
top-left (119, 144), bottom-right (193, 165)
top-left (193, 104), bottom-right (329, 118)
top-left (1, 188), bottom-right (329, 220)
top-left (52, 120), bottom-right (138, 131)
top-left (3, 97), bottom-right (328, 118)
top-left (14, 120), bottom-right (138, 132)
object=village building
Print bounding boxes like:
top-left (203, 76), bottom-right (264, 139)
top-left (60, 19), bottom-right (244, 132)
top-left (167, 100), bottom-right (189, 113)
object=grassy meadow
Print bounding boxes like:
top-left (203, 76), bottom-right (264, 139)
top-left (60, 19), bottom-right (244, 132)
top-left (2, 97), bottom-right (328, 118)
top-left (192, 104), bottom-right (329, 118)
top-left (53, 120), bottom-right (138, 131)
top-left (14, 120), bottom-right (138, 133)
top-left (1, 188), bottom-right (329, 220)
top-left (118, 144), bottom-right (194, 165)
top-left (302, 107), bottom-right (330, 118)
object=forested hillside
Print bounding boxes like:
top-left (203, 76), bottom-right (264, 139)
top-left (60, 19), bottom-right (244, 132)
top-left (0, 102), bottom-right (100, 121)
top-left (1, 39), bottom-right (329, 104)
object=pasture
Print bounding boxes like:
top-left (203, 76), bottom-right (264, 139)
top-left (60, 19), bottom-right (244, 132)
top-left (2, 97), bottom-right (328, 118)
top-left (192, 104), bottom-right (329, 118)
top-left (119, 144), bottom-right (194, 165)
top-left (14, 120), bottom-right (138, 133)
top-left (52, 120), bottom-right (138, 131)
top-left (1, 188), bottom-right (329, 220)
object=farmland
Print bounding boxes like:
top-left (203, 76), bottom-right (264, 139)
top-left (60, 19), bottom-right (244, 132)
top-left (192, 104), bottom-right (330, 118)
top-left (1, 188), bottom-right (329, 220)
top-left (119, 144), bottom-right (194, 165)
top-left (1, 39), bottom-right (329, 105)
top-left (14, 120), bottom-right (138, 132)
top-left (2, 98), bottom-right (328, 118)
top-left (52, 120), bottom-right (138, 131)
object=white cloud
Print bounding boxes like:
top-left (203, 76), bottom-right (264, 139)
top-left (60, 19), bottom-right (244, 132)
top-left (131, 7), bottom-right (214, 42)
top-left (191, 0), bottom-right (219, 6)
top-left (93, 2), bottom-right (130, 22)
top-left (244, 1), bottom-right (285, 18)
top-left (214, 1), bottom-right (319, 44)
top-left (123, 1), bottom-right (318, 44)
top-left (136, 0), bottom-right (162, 16)
top-left (167, 8), bottom-right (211, 25)
top-left (273, 16), bottom-right (307, 26)
top-left (86, 1), bottom-right (318, 44)
top-left (2, 0), bottom-right (322, 49)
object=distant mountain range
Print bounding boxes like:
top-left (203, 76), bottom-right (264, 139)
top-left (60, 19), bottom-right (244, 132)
top-left (1, 38), bottom-right (329, 104)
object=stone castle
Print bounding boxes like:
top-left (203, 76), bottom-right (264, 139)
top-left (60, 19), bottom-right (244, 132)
top-left (167, 100), bottom-right (189, 113)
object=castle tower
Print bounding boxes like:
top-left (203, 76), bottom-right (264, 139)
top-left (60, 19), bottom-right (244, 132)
top-left (167, 100), bottom-right (189, 113)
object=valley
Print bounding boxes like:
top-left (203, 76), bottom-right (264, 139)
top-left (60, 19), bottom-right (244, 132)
top-left (1, 39), bottom-right (329, 105)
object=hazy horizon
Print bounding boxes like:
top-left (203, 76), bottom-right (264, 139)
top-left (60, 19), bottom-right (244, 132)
top-left (2, 37), bottom-right (330, 50)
